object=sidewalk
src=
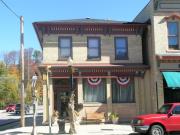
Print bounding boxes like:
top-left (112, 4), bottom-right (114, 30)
top-left (0, 123), bottom-right (135, 135)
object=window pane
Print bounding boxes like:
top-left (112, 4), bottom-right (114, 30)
top-left (115, 38), bottom-right (128, 59)
top-left (112, 78), bottom-right (135, 103)
top-left (168, 37), bottom-right (178, 46)
top-left (168, 22), bottom-right (178, 35)
top-left (173, 106), bottom-right (180, 114)
top-left (83, 79), bottom-right (106, 103)
top-left (88, 37), bottom-right (100, 58)
top-left (60, 38), bottom-right (71, 47)
top-left (89, 39), bottom-right (99, 47)
top-left (60, 48), bottom-right (70, 57)
top-left (116, 39), bottom-right (126, 49)
top-left (88, 49), bottom-right (98, 57)
top-left (59, 37), bottom-right (71, 59)
top-left (116, 48), bottom-right (127, 57)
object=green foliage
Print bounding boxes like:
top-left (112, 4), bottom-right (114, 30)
top-left (0, 49), bottom-right (43, 107)
top-left (32, 50), bottom-right (42, 64)
top-left (109, 112), bottom-right (119, 120)
top-left (0, 75), bottom-right (19, 104)
top-left (0, 62), bottom-right (7, 75)
top-left (0, 62), bottom-right (19, 105)
top-left (0, 102), bottom-right (5, 109)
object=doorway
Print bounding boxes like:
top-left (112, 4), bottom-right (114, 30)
top-left (163, 79), bottom-right (180, 103)
top-left (53, 78), bottom-right (77, 118)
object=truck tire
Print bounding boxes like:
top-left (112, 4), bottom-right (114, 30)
top-left (149, 125), bottom-right (165, 135)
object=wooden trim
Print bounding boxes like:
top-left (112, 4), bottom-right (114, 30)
top-left (157, 55), bottom-right (180, 61)
top-left (34, 23), bottom-right (147, 35)
top-left (164, 14), bottom-right (180, 20)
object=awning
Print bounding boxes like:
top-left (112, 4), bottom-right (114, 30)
top-left (162, 72), bottom-right (180, 88)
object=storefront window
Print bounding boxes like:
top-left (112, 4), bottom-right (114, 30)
top-left (83, 78), bottom-right (106, 103)
top-left (112, 78), bottom-right (135, 103)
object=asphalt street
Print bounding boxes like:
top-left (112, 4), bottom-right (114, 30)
top-left (0, 105), bottom-right (43, 130)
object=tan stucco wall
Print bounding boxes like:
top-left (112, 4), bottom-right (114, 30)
top-left (134, 71), bottom-right (155, 114)
top-left (42, 34), bottom-right (143, 64)
top-left (133, 0), bottom-right (180, 112)
top-left (153, 14), bottom-right (180, 54)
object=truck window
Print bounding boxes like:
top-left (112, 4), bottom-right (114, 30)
top-left (157, 104), bottom-right (173, 114)
top-left (172, 105), bottom-right (180, 115)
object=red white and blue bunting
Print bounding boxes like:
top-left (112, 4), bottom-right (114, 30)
top-left (87, 78), bottom-right (102, 86)
top-left (116, 77), bottom-right (130, 86)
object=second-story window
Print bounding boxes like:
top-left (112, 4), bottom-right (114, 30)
top-left (114, 37), bottom-right (128, 60)
top-left (167, 22), bottom-right (179, 50)
top-left (87, 37), bottom-right (101, 59)
top-left (58, 37), bottom-right (72, 59)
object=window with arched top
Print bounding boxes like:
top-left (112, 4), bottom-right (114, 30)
top-left (164, 14), bottom-right (180, 50)
top-left (167, 22), bottom-right (179, 50)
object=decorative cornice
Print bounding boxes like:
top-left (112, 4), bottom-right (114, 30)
top-left (164, 14), bottom-right (180, 20)
top-left (33, 22), bottom-right (147, 48)
top-left (157, 55), bottom-right (180, 61)
top-left (38, 63), bottom-right (149, 78)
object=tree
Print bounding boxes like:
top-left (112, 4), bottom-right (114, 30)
top-left (0, 62), bottom-right (7, 75)
top-left (0, 63), bottom-right (19, 105)
top-left (23, 48), bottom-right (43, 104)
top-left (32, 50), bottom-right (42, 64)
top-left (3, 51), bottom-right (19, 66)
top-left (0, 48), bottom-right (43, 106)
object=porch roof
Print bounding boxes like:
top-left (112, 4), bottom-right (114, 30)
top-left (39, 63), bottom-right (149, 78)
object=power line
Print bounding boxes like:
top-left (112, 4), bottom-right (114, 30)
top-left (0, 0), bottom-right (20, 19)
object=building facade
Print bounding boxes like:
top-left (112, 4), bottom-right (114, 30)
top-left (33, 0), bottom-right (180, 124)
top-left (134, 0), bottom-right (180, 109)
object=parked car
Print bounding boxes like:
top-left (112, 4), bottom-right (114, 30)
top-left (5, 104), bottom-right (16, 112)
top-left (131, 103), bottom-right (180, 135)
top-left (15, 104), bottom-right (30, 114)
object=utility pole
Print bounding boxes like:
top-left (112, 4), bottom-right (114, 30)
top-left (0, 0), bottom-right (24, 126)
top-left (20, 16), bottom-right (25, 127)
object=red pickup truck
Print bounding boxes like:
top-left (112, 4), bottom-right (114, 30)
top-left (131, 103), bottom-right (180, 135)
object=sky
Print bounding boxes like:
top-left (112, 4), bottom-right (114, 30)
top-left (0, 0), bottom-right (149, 56)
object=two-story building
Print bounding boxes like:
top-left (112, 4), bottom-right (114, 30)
top-left (134, 0), bottom-right (180, 109)
top-left (33, 0), bottom-right (180, 124)
top-left (33, 19), bottom-right (152, 123)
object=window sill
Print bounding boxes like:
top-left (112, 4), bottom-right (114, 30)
top-left (115, 56), bottom-right (129, 60)
top-left (58, 58), bottom-right (72, 61)
top-left (83, 103), bottom-right (106, 107)
top-left (112, 102), bottom-right (136, 104)
top-left (166, 49), bottom-right (180, 53)
top-left (87, 58), bottom-right (101, 61)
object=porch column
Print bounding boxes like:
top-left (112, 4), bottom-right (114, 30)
top-left (42, 73), bottom-right (48, 124)
top-left (106, 78), bottom-right (112, 115)
top-left (77, 78), bottom-right (83, 103)
top-left (42, 82), bottom-right (48, 124)
top-left (49, 77), bottom-right (54, 117)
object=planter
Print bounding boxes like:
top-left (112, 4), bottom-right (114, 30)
top-left (58, 119), bottom-right (65, 134)
top-left (112, 118), bottom-right (119, 124)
